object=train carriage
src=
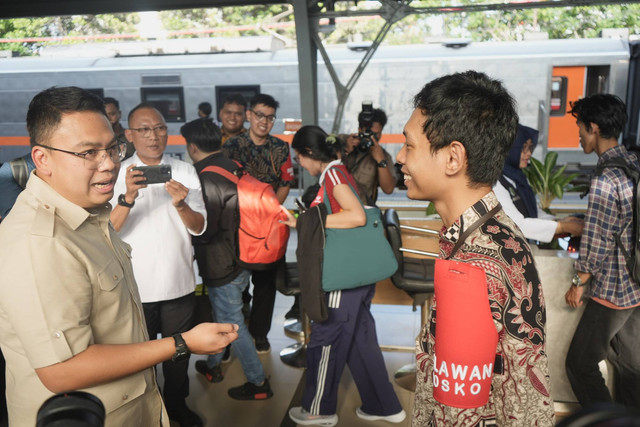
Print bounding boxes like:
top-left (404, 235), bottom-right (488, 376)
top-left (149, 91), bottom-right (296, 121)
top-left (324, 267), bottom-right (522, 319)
top-left (0, 37), bottom-right (633, 167)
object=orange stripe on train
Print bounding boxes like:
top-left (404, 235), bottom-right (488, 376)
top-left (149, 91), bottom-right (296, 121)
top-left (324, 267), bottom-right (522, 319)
top-left (0, 134), bottom-right (406, 147)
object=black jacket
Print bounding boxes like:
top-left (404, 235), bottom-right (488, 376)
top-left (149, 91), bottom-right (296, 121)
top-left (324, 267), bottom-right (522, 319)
top-left (193, 152), bottom-right (242, 287)
top-left (296, 203), bottom-right (328, 322)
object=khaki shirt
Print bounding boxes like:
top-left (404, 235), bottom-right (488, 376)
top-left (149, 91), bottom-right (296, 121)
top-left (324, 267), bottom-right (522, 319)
top-left (0, 173), bottom-right (167, 427)
top-left (343, 149), bottom-right (395, 204)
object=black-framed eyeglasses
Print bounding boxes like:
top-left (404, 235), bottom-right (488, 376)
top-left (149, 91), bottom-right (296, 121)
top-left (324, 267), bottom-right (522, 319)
top-left (129, 125), bottom-right (168, 138)
top-left (35, 142), bottom-right (127, 170)
top-left (250, 110), bottom-right (276, 124)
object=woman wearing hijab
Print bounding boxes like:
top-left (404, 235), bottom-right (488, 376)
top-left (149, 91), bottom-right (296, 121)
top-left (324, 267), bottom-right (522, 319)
top-left (494, 124), bottom-right (583, 242)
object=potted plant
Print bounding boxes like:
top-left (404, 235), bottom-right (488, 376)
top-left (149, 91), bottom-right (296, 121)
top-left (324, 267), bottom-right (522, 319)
top-left (523, 151), bottom-right (580, 214)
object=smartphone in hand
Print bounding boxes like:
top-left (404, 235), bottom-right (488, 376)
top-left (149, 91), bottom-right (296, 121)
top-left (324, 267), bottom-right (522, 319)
top-left (132, 165), bottom-right (172, 184)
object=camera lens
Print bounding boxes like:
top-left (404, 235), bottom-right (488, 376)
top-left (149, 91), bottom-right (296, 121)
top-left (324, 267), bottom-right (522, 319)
top-left (37, 392), bottom-right (105, 427)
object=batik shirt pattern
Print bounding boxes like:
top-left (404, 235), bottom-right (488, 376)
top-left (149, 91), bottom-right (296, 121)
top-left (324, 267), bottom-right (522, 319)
top-left (222, 132), bottom-right (293, 189)
top-left (413, 192), bottom-right (555, 427)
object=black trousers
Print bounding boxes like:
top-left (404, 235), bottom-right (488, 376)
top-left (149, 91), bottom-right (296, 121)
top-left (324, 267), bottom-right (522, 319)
top-left (143, 292), bottom-right (196, 412)
top-left (566, 298), bottom-right (640, 408)
top-left (248, 265), bottom-right (278, 340)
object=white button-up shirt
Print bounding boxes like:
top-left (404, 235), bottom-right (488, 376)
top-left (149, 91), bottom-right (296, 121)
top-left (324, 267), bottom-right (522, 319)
top-left (111, 154), bottom-right (207, 303)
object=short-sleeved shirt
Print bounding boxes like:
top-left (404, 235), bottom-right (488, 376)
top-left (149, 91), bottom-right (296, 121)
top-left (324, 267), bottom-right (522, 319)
top-left (413, 192), bottom-right (554, 427)
top-left (311, 161), bottom-right (360, 213)
top-left (111, 154), bottom-right (207, 303)
top-left (223, 132), bottom-right (294, 189)
top-left (0, 173), bottom-right (167, 427)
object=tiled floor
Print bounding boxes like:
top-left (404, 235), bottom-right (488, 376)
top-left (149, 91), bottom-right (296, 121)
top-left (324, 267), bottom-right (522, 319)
top-left (168, 291), bottom-right (422, 427)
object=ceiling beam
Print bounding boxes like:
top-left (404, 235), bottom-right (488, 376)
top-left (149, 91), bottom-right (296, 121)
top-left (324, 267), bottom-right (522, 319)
top-left (0, 0), bottom-right (286, 19)
top-left (314, 0), bottom-right (640, 19)
top-left (3, 0), bottom-right (639, 20)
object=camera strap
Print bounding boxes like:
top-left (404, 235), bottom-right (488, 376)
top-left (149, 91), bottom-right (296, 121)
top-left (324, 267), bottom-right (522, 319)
top-left (349, 152), bottom-right (368, 173)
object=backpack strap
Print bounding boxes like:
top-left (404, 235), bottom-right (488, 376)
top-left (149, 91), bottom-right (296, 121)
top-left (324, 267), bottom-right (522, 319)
top-left (594, 156), bottom-right (640, 278)
top-left (10, 157), bottom-right (29, 190)
top-left (595, 157), bottom-right (640, 182)
top-left (200, 165), bottom-right (240, 184)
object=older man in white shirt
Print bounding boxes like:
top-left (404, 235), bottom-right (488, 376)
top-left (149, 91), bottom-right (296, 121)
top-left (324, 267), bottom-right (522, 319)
top-left (110, 103), bottom-right (207, 427)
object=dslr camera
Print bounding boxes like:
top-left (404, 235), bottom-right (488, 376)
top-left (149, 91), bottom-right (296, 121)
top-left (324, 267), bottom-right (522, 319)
top-left (357, 101), bottom-right (375, 153)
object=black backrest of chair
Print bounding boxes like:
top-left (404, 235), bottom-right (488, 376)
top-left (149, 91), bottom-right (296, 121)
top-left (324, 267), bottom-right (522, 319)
top-left (383, 209), bottom-right (404, 285)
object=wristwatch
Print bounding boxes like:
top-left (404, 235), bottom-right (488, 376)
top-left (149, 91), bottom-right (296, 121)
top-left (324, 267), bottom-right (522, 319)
top-left (376, 159), bottom-right (388, 168)
top-left (171, 333), bottom-right (191, 362)
top-left (571, 273), bottom-right (585, 287)
top-left (118, 194), bottom-right (135, 208)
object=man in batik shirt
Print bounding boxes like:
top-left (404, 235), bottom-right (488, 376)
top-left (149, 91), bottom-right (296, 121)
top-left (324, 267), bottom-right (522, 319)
top-left (397, 71), bottom-right (555, 426)
top-left (222, 93), bottom-right (294, 354)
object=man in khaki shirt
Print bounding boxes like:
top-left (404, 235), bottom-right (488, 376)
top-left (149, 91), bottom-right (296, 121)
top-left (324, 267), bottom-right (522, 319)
top-left (0, 87), bottom-right (238, 426)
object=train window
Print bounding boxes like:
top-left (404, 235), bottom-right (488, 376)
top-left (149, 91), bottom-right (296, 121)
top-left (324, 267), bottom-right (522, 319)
top-left (550, 76), bottom-right (567, 117)
top-left (586, 65), bottom-right (610, 96)
top-left (140, 87), bottom-right (185, 122)
top-left (215, 85), bottom-right (260, 113)
top-left (86, 88), bottom-right (104, 99)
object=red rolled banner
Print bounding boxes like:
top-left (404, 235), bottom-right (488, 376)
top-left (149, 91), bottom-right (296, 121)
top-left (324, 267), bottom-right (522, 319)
top-left (432, 259), bottom-right (498, 408)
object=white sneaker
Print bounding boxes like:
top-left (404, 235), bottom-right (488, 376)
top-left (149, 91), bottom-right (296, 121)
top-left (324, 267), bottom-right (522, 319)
top-left (356, 407), bottom-right (407, 423)
top-left (289, 406), bottom-right (338, 426)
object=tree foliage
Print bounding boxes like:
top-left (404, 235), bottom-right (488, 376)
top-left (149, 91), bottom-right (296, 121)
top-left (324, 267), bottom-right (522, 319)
top-left (442, 4), bottom-right (640, 41)
top-left (1, 2), bottom-right (640, 56)
top-left (0, 15), bottom-right (137, 55)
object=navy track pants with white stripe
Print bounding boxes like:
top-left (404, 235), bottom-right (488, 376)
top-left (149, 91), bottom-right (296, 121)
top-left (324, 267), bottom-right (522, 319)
top-left (301, 284), bottom-right (403, 416)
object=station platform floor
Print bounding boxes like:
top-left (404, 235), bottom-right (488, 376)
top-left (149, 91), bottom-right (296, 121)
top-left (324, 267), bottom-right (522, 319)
top-left (164, 290), bottom-right (421, 427)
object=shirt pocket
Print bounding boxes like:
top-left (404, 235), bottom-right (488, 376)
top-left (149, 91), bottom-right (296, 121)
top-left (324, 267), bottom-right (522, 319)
top-left (97, 257), bottom-right (125, 292)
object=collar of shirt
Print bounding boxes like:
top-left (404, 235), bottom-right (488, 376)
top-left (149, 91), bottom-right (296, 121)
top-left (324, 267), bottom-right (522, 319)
top-left (440, 191), bottom-right (500, 258)
top-left (318, 159), bottom-right (344, 185)
top-left (26, 172), bottom-right (111, 231)
top-left (128, 152), bottom-right (169, 167)
top-left (598, 144), bottom-right (630, 165)
top-left (222, 128), bottom-right (247, 137)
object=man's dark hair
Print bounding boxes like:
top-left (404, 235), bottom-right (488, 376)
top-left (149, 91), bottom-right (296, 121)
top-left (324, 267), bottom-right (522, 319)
top-left (250, 93), bottom-right (279, 110)
top-left (180, 118), bottom-right (222, 153)
top-left (570, 94), bottom-right (627, 140)
top-left (198, 102), bottom-right (212, 117)
top-left (413, 70), bottom-right (518, 186)
top-left (358, 108), bottom-right (387, 129)
top-left (26, 86), bottom-right (107, 147)
top-left (103, 97), bottom-right (120, 110)
top-left (221, 93), bottom-right (247, 110)
top-left (127, 102), bottom-right (161, 123)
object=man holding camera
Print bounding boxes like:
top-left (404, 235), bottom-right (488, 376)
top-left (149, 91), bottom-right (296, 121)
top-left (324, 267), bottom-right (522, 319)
top-left (0, 87), bottom-right (236, 427)
top-left (110, 103), bottom-right (208, 427)
top-left (343, 106), bottom-right (396, 205)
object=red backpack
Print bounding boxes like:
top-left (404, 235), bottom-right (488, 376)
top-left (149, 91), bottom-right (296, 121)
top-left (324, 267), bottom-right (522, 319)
top-left (200, 165), bottom-right (290, 270)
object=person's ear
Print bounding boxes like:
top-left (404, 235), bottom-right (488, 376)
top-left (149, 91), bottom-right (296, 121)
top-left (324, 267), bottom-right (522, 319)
top-left (590, 122), bottom-right (600, 136)
top-left (124, 129), bottom-right (133, 142)
top-left (445, 141), bottom-right (467, 177)
top-left (245, 109), bottom-right (251, 122)
top-left (31, 145), bottom-right (52, 177)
